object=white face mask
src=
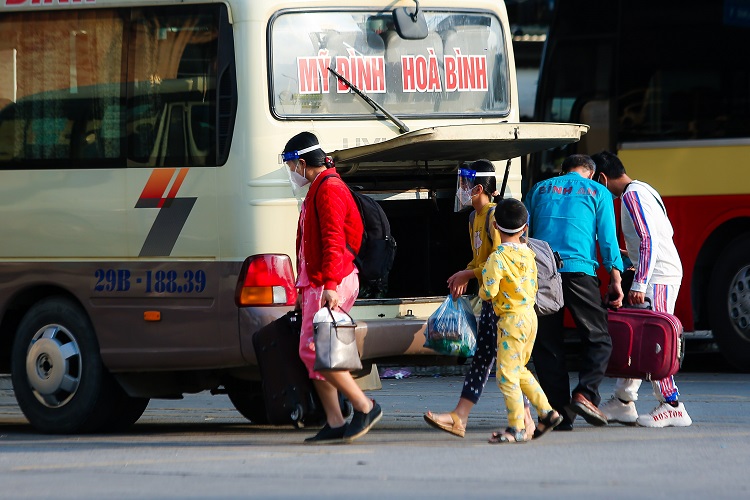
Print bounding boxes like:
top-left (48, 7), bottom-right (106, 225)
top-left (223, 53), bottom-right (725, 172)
top-left (289, 161), bottom-right (309, 188)
top-left (598, 175), bottom-right (618, 200)
top-left (456, 187), bottom-right (473, 207)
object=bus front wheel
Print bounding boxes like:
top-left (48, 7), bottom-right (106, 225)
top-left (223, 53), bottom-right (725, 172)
top-left (11, 297), bottom-right (121, 433)
top-left (103, 392), bottom-right (150, 432)
top-left (226, 381), bottom-right (268, 424)
top-left (708, 235), bottom-right (750, 372)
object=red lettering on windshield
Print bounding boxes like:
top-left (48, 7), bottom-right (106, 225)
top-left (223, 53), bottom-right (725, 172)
top-left (335, 49), bottom-right (385, 94)
top-left (297, 50), bottom-right (332, 94)
top-left (296, 49), bottom-right (384, 95)
top-left (401, 48), bottom-right (442, 93)
top-left (444, 49), bottom-right (488, 92)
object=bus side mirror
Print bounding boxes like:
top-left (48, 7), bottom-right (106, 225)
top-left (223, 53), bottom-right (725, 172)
top-left (393, 1), bottom-right (428, 40)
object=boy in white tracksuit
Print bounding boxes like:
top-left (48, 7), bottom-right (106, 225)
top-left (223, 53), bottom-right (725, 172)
top-left (593, 151), bottom-right (692, 427)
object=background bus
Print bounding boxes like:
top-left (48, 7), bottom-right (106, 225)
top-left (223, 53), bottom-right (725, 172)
top-left (0, 0), bottom-right (585, 433)
top-left (529, 0), bottom-right (750, 371)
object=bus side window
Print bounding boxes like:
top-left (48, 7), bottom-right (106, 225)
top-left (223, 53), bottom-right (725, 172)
top-left (27, 116), bottom-right (72, 161)
top-left (129, 122), bottom-right (155, 164)
top-left (666, 89), bottom-right (693, 139)
top-left (76, 118), bottom-right (103, 160)
top-left (689, 86), bottom-right (724, 139)
top-left (0, 102), bottom-right (18, 161)
top-left (184, 102), bottom-right (213, 166)
top-left (100, 103), bottom-right (123, 160)
top-left (163, 104), bottom-right (187, 167)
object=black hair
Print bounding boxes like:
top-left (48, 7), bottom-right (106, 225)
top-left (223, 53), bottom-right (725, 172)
top-left (591, 150), bottom-right (627, 179)
top-left (561, 153), bottom-right (596, 173)
top-left (494, 198), bottom-right (528, 235)
top-left (283, 131), bottom-right (326, 167)
top-left (465, 159), bottom-right (498, 201)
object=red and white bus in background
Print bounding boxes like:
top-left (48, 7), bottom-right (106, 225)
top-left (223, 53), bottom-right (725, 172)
top-left (0, 0), bottom-right (584, 433)
top-left (529, 0), bottom-right (750, 371)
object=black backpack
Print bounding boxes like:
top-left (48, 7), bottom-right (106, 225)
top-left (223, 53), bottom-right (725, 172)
top-left (316, 175), bottom-right (397, 298)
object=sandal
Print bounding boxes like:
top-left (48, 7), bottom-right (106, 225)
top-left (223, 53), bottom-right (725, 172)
top-left (532, 410), bottom-right (563, 440)
top-left (423, 411), bottom-right (466, 438)
top-left (524, 415), bottom-right (537, 441)
top-left (488, 427), bottom-right (528, 444)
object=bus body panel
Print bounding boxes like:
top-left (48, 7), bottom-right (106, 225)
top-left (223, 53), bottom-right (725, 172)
top-left (0, 170), bottom-right (128, 257)
top-left (0, 0), bottom-right (588, 431)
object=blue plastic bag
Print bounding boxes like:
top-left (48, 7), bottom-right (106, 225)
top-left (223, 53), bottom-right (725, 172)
top-left (424, 296), bottom-right (477, 357)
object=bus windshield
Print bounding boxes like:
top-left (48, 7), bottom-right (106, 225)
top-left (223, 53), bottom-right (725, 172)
top-left (270, 10), bottom-right (510, 118)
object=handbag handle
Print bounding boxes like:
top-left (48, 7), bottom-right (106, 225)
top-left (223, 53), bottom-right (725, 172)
top-left (325, 304), bottom-right (357, 326)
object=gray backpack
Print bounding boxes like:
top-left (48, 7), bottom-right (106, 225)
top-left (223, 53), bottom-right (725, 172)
top-left (471, 206), bottom-right (564, 316)
top-left (526, 237), bottom-right (564, 316)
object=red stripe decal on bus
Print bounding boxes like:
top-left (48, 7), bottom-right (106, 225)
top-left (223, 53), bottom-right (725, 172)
top-left (166, 168), bottom-right (189, 200)
top-left (139, 168), bottom-right (176, 201)
top-left (136, 168), bottom-right (196, 257)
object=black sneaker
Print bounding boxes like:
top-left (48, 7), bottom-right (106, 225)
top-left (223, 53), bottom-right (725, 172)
top-left (342, 400), bottom-right (382, 443)
top-left (304, 423), bottom-right (347, 444)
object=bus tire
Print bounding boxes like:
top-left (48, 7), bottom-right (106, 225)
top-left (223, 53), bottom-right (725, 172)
top-left (104, 392), bottom-right (150, 432)
top-left (11, 297), bottom-right (120, 433)
top-left (226, 381), bottom-right (268, 424)
top-left (708, 234), bottom-right (750, 372)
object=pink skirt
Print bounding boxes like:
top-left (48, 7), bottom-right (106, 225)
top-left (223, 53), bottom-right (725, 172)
top-left (298, 270), bottom-right (359, 380)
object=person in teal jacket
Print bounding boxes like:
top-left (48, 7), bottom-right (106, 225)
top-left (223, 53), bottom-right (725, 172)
top-left (525, 154), bottom-right (624, 430)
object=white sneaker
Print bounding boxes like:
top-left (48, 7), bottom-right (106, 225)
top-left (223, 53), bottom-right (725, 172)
top-left (600, 396), bottom-right (638, 425)
top-left (637, 402), bottom-right (692, 428)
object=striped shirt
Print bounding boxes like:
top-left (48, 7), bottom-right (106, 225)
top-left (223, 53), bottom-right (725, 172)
top-left (621, 181), bottom-right (682, 291)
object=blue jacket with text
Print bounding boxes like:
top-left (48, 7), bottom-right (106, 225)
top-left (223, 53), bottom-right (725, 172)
top-left (525, 171), bottom-right (623, 276)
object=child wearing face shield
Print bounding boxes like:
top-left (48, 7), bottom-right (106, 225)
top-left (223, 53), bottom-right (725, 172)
top-left (424, 159), bottom-right (537, 440)
top-left (281, 132), bottom-right (382, 444)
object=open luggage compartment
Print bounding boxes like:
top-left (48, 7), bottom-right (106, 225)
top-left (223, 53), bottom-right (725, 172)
top-left (341, 168), bottom-right (472, 300)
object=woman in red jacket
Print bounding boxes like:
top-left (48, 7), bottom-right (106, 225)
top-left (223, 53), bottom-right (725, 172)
top-left (282, 131), bottom-right (382, 444)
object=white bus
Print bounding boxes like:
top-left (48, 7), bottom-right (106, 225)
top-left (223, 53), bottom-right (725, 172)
top-left (0, 0), bottom-right (585, 433)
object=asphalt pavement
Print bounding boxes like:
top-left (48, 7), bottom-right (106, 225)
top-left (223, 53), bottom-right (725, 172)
top-left (0, 364), bottom-right (749, 499)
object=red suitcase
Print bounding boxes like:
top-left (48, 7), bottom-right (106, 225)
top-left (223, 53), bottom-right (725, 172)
top-left (606, 306), bottom-right (684, 380)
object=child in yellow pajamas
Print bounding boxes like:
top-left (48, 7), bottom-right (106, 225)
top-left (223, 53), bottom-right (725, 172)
top-left (481, 198), bottom-right (563, 444)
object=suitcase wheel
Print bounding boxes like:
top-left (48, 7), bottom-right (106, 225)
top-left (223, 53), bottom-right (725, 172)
top-left (290, 403), bottom-right (304, 429)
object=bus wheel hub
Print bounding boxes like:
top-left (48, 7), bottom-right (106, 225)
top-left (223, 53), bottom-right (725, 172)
top-left (728, 266), bottom-right (750, 338)
top-left (28, 339), bottom-right (66, 394)
top-left (24, 325), bottom-right (81, 408)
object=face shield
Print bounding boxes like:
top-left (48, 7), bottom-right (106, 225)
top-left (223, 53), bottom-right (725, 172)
top-left (278, 143), bottom-right (322, 164)
top-left (454, 167), bottom-right (497, 212)
top-left (279, 144), bottom-right (322, 200)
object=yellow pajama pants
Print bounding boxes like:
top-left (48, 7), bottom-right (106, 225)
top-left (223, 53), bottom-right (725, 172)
top-left (496, 312), bottom-right (553, 430)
